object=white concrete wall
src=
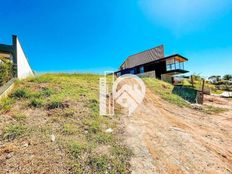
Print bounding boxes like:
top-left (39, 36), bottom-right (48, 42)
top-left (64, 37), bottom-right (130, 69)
top-left (16, 38), bottom-right (34, 79)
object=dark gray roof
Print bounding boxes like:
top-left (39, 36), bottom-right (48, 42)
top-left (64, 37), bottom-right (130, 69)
top-left (120, 45), bottom-right (164, 70)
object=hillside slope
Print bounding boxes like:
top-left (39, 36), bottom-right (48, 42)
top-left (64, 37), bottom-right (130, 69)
top-left (122, 78), bottom-right (232, 174)
top-left (0, 74), bottom-right (131, 174)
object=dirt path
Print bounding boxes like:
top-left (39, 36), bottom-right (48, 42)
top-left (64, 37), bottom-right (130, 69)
top-left (122, 88), bottom-right (232, 174)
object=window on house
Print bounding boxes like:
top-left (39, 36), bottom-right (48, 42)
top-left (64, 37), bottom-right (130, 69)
top-left (130, 69), bottom-right (135, 74)
top-left (139, 66), bottom-right (144, 73)
top-left (166, 58), bottom-right (185, 71)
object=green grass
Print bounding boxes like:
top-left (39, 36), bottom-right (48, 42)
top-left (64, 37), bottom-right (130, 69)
top-left (63, 123), bottom-right (77, 135)
top-left (203, 105), bottom-right (228, 115)
top-left (89, 155), bottom-right (109, 173)
top-left (2, 124), bottom-right (27, 140)
top-left (0, 98), bottom-right (15, 113)
top-left (11, 88), bottom-right (29, 99)
top-left (29, 98), bottom-right (43, 108)
top-left (144, 78), bottom-right (189, 107)
top-left (46, 99), bottom-right (65, 110)
top-left (68, 140), bottom-right (88, 159)
top-left (12, 113), bottom-right (27, 121)
top-left (0, 73), bottom-right (131, 173)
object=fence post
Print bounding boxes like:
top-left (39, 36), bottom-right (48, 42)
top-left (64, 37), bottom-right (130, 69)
top-left (201, 79), bottom-right (205, 104)
top-left (191, 75), bottom-right (194, 88)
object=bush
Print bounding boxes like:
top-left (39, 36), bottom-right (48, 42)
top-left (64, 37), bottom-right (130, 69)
top-left (0, 57), bottom-right (14, 86)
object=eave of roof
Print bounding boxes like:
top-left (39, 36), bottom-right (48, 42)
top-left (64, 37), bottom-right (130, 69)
top-left (116, 54), bottom-right (188, 73)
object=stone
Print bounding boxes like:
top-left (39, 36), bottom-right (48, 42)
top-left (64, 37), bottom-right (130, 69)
top-left (51, 134), bottom-right (56, 142)
top-left (105, 128), bottom-right (113, 133)
top-left (6, 153), bottom-right (13, 159)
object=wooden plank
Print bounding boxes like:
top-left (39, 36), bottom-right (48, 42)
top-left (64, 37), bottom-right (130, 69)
top-left (0, 78), bottom-right (16, 100)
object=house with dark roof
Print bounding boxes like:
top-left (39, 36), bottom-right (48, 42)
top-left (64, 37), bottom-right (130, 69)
top-left (115, 45), bottom-right (189, 83)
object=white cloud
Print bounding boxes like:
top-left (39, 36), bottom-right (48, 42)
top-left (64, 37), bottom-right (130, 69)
top-left (139, 0), bottom-right (232, 35)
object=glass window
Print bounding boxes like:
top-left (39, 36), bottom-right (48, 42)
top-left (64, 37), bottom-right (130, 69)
top-left (140, 66), bottom-right (144, 73)
top-left (130, 69), bottom-right (135, 74)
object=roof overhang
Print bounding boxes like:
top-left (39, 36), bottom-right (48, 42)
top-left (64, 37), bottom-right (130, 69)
top-left (163, 69), bottom-right (189, 76)
top-left (162, 54), bottom-right (188, 62)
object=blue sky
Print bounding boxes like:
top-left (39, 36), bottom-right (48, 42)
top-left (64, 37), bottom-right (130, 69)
top-left (0, 0), bottom-right (232, 77)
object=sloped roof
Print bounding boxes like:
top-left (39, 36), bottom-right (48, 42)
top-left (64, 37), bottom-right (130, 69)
top-left (120, 45), bottom-right (164, 70)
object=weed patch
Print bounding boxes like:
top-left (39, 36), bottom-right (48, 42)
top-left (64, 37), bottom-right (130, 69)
top-left (144, 78), bottom-right (189, 107)
top-left (203, 105), bottom-right (228, 114)
top-left (29, 98), bottom-right (43, 108)
top-left (68, 140), bottom-right (88, 159)
top-left (2, 124), bottom-right (27, 140)
top-left (63, 123), bottom-right (77, 135)
top-left (12, 113), bottom-right (27, 121)
top-left (89, 155), bottom-right (109, 172)
top-left (46, 99), bottom-right (68, 110)
top-left (0, 98), bottom-right (15, 113)
top-left (11, 88), bottom-right (29, 99)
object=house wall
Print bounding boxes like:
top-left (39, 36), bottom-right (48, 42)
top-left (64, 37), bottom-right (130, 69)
top-left (144, 61), bottom-right (166, 79)
top-left (138, 70), bottom-right (156, 78)
top-left (15, 37), bottom-right (34, 79)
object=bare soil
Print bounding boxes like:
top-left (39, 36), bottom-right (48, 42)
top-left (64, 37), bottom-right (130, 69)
top-left (122, 88), bottom-right (232, 174)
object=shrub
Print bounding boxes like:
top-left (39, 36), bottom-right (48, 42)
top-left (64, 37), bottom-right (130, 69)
top-left (0, 57), bottom-right (14, 86)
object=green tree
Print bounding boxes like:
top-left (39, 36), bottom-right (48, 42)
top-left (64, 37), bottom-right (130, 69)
top-left (223, 74), bottom-right (232, 80)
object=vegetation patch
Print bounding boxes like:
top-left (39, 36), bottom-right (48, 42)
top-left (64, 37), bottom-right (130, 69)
top-left (0, 74), bottom-right (132, 173)
top-left (46, 99), bottom-right (69, 110)
top-left (2, 124), bottom-right (27, 140)
top-left (29, 98), bottom-right (44, 108)
top-left (63, 123), bottom-right (77, 135)
top-left (203, 105), bottom-right (228, 115)
top-left (0, 98), bottom-right (15, 113)
top-left (89, 154), bottom-right (110, 173)
top-left (68, 140), bottom-right (88, 159)
top-left (144, 78), bottom-right (189, 107)
top-left (12, 113), bottom-right (27, 121)
top-left (11, 88), bottom-right (29, 99)
top-left (0, 56), bottom-right (14, 86)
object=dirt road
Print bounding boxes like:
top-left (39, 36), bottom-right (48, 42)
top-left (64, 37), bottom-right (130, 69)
top-left (122, 88), bottom-right (232, 174)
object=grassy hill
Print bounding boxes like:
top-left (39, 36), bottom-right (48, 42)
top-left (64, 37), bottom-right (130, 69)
top-left (0, 74), bottom-right (131, 174)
